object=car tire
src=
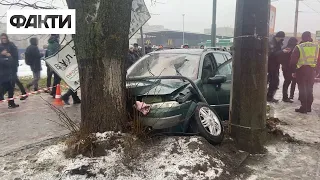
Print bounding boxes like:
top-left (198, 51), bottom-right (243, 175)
top-left (194, 102), bottom-right (224, 145)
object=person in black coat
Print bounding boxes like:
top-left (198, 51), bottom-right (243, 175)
top-left (278, 37), bottom-right (298, 103)
top-left (126, 45), bottom-right (137, 70)
top-left (0, 47), bottom-right (19, 108)
top-left (25, 37), bottom-right (43, 91)
top-left (0, 33), bottom-right (28, 100)
top-left (267, 31), bottom-right (290, 103)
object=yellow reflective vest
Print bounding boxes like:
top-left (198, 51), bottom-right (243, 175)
top-left (296, 42), bottom-right (319, 68)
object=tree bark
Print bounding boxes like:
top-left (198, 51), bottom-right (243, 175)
top-left (66, 0), bottom-right (132, 133)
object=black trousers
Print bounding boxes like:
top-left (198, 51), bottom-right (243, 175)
top-left (282, 70), bottom-right (296, 99)
top-left (46, 67), bottom-right (54, 88)
top-left (0, 81), bottom-right (15, 104)
top-left (296, 66), bottom-right (315, 110)
top-left (51, 72), bottom-right (61, 96)
top-left (290, 78), bottom-right (297, 98)
top-left (62, 89), bottom-right (80, 102)
top-left (15, 75), bottom-right (27, 95)
top-left (267, 70), bottom-right (280, 99)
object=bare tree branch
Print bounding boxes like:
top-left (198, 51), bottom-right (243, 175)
top-left (0, 0), bottom-right (57, 9)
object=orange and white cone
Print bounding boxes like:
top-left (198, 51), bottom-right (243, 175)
top-left (53, 84), bottom-right (64, 106)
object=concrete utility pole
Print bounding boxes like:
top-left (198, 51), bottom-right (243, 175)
top-left (211, 0), bottom-right (217, 47)
top-left (182, 14), bottom-right (185, 45)
top-left (230, 0), bottom-right (269, 153)
top-left (294, 0), bottom-right (299, 37)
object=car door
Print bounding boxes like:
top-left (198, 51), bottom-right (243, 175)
top-left (214, 60), bottom-right (232, 120)
top-left (199, 53), bottom-right (220, 109)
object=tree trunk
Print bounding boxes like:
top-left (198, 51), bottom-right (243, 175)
top-left (66, 0), bottom-right (132, 133)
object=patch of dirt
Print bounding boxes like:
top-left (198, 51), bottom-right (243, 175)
top-left (266, 118), bottom-right (306, 144)
top-left (68, 165), bottom-right (96, 178)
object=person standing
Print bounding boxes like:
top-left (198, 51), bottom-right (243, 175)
top-left (145, 43), bottom-right (152, 54)
top-left (290, 31), bottom-right (320, 113)
top-left (25, 37), bottom-right (42, 91)
top-left (267, 31), bottom-right (289, 103)
top-left (0, 33), bottom-right (28, 100)
top-left (133, 43), bottom-right (142, 59)
top-left (126, 45), bottom-right (137, 70)
top-left (278, 37), bottom-right (298, 103)
top-left (0, 48), bottom-right (19, 108)
top-left (46, 34), bottom-right (61, 98)
top-left (43, 44), bottom-right (52, 93)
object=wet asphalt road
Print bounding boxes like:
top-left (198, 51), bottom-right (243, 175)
top-left (0, 94), bottom-right (80, 156)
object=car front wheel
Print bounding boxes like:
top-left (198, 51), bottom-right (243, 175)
top-left (194, 103), bottom-right (224, 145)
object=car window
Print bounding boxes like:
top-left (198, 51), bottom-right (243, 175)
top-left (213, 53), bottom-right (226, 66)
top-left (225, 54), bottom-right (232, 60)
top-left (201, 54), bottom-right (215, 81)
top-left (217, 60), bottom-right (232, 80)
top-left (127, 53), bottom-right (201, 80)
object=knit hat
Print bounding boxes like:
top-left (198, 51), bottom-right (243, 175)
top-left (301, 31), bottom-right (312, 42)
top-left (275, 31), bottom-right (285, 38)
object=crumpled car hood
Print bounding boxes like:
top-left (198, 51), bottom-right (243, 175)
top-left (126, 80), bottom-right (189, 96)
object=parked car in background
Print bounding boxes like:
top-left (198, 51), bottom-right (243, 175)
top-left (17, 60), bottom-right (47, 78)
top-left (126, 49), bottom-right (233, 145)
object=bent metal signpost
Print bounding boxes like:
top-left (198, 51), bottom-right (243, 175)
top-left (45, 0), bottom-right (150, 91)
top-left (45, 40), bottom-right (80, 91)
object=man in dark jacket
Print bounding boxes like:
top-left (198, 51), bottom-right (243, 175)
top-left (267, 31), bottom-right (289, 103)
top-left (46, 34), bottom-right (61, 98)
top-left (0, 33), bottom-right (28, 100)
top-left (290, 31), bottom-right (320, 113)
top-left (0, 47), bottom-right (19, 108)
top-left (126, 45), bottom-right (137, 70)
top-left (145, 43), bottom-right (152, 54)
top-left (279, 37), bottom-right (298, 103)
top-left (25, 37), bottom-right (42, 91)
top-left (133, 43), bottom-right (142, 58)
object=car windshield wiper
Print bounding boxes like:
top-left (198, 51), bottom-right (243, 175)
top-left (173, 59), bottom-right (189, 82)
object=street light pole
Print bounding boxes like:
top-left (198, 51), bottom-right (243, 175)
top-left (183, 14), bottom-right (185, 45)
top-left (211, 0), bottom-right (217, 47)
top-left (294, 0), bottom-right (299, 37)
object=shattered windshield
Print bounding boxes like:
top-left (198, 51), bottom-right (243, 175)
top-left (127, 53), bottom-right (200, 80)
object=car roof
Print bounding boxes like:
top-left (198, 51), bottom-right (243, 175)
top-left (151, 49), bottom-right (205, 55)
top-left (150, 49), bottom-right (229, 56)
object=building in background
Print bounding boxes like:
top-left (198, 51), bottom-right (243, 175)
top-left (138, 30), bottom-right (212, 48)
top-left (129, 23), bottom-right (169, 45)
top-left (204, 27), bottom-right (234, 37)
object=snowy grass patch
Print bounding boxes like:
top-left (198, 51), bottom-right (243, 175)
top-left (0, 133), bottom-right (225, 180)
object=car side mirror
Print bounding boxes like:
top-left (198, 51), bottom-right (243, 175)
top-left (208, 75), bottom-right (227, 84)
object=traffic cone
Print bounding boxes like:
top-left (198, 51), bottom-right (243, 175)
top-left (53, 84), bottom-right (64, 106)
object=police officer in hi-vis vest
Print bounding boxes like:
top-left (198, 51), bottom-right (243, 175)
top-left (290, 31), bottom-right (320, 113)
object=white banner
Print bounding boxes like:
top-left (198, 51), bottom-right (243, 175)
top-left (45, 40), bottom-right (80, 91)
top-left (129, 0), bottom-right (151, 38)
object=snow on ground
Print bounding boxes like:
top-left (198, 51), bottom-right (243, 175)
top-left (0, 132), bottom-right (225, 180)
top-left (245, 142), bottom-right (320, 180)
top-left (270, 82), bottom-right (320, 144)
top-left (246, 80), bottom-right (320, 179)
top-left (17, 60), bottom-right (47, 78)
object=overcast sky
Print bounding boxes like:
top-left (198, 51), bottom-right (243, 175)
top-left (1, 0), bottom-right (320, 34)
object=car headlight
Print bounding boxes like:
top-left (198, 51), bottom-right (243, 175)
top-left (151, 101), bottom-right (179, 109)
